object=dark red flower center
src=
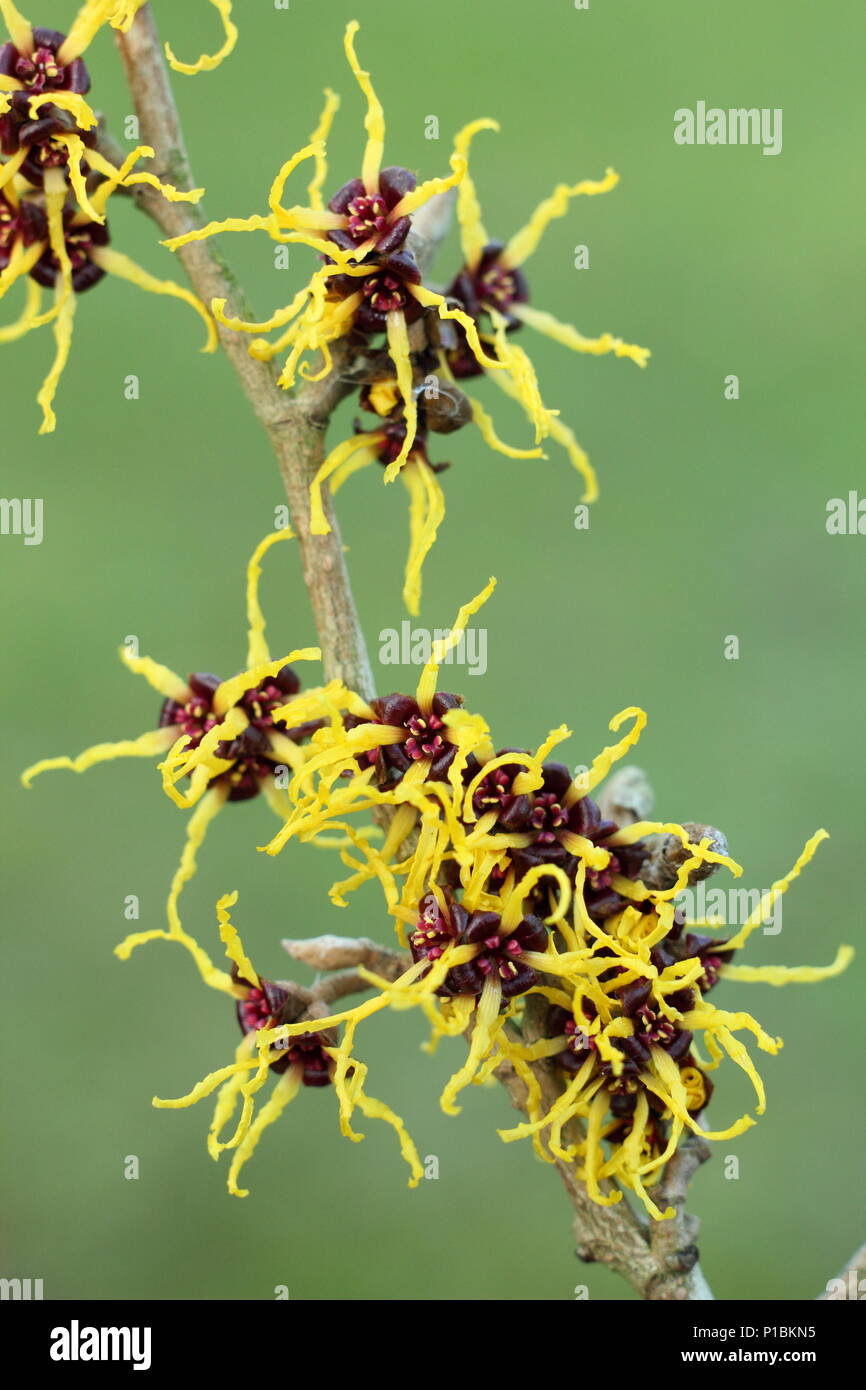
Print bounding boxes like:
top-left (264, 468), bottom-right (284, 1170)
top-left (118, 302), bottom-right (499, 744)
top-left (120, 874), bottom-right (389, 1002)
top-left (700, 954), bottom-right (723, 990)
top-left (479, 260), bottom-right (519, 310)
top-left (410, 894), bottom-right (456, 963)
top-left (564, 1017), bottom-right (596, 1054)
top-left (15, 45), bottom-right (65, 91)
top-left (474, 932), bottom-right (525, 982)
top-left (362, 269), bottom-right (408, 315)
top-left (530, 792), bottom-right (567, 843)
top-left (158, 665), bottom-right (319, 803)
top-left (473, 767), bottom-right (514, 813)
top-left (345, 193), bottom-right (389, 242)
top-left (404, 711), bottom-right (445, 760)
top-left (238, 986), bottom-right (273, 1034)
top-left (633, 1004), bottom-right (676, 1047)
top-left (30, 212), bottom-right (109, 294)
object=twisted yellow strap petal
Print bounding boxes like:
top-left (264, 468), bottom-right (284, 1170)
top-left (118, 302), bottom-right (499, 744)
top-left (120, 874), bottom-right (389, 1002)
top-left (544, 410), bottom-right (598, 503)
top-left (36, 293), bottom-right (76, 435)
top-left (216, 891), bottom-right (259, 988)
top-left (119, 647), bottom-right (189, 701)
top-left (505, 167), bottom-right (619, 267)
top-left (343, 20), bottom-right (384, 194)
top-left (244, 527), bottom-right (295, 667)
top-left (90, 247), bottom-right (217, 351)
top-left (310, 434), bottom-right (380, 535)
top-left (22, 726), bottom-right (172, 788)
top-left (115, 786), bottom-right (231, 990)
top-left (165, 0), bottom-right (237, 75)
top-left (415, 576), bottom-right (496, 713)
top-left (722, 945), bottom-right (854, 986)
top-left (58, 0), bottom-right (116, 62)
top-left (0, 276), bottom-right (42, 344)
top-left (402, 457), bottom-right (445, 616)
top-left (0, 144), bottom-right (27, 193)
top-left (0, 0), bottom-right (32, 52)
top-left (227, 1068), bottom-right (302, 1197)
top-left (306, 87), bottom-right (340, 211)
top-left (382, 310), bottom-right (418, 481)
top-left (451, 118), bottom-right (499, 268)
top-left (514, 302), bottom-right (650, 369)
top-left (724, 830), bottom-right (829, 951)
top-left (466, 392), bottom-right (544, 460)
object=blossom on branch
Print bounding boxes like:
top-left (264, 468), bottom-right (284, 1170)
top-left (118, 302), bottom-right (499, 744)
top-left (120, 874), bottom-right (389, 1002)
top-left (21, 530), bottom-right (345, 979)
top-left (0, 2), bottom-right (217, 428)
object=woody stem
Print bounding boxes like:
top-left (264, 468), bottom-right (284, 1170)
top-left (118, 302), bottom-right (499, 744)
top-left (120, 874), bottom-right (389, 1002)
top-left (114, 4), bottom-right (373, 695)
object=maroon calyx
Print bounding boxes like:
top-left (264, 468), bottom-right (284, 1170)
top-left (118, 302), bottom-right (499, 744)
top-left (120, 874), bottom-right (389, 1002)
top-left (647, 909), bottom-right (736, 995)
top-left (473, 758), bottom-right (649, 919)
top-left (327, 166), bottom-right (415, 256)
top-left (0, 30), bottom-right (91, 161)
top-left (159, 670), bottom-right (222, 748)
top-left (282, 1032), bottom-right (336, 1087)
top-left (18, 113), bottom-right (96, 185)
top-left (615, 976), bottom-right (693, 1067)
top-left (0, 29), bottom-right (91, 97)
top-left (0, 191), bottom-right (21, 271)
top-left (355, 389), bottom-right (452, 475)
top-left (330, 249), bottom-right (422, 335)
top-left (368, 691), bottom-right (462, 782)
top-left (548, 1003), bottom-right (598, 1075)
top-left (470, 749), bottom-right (532, 825)
top-left (409, 892), bottom-right (459, 967)
top-left (410, 892), bottom-right (548, 1000)
top-left (29, 206), bottom-right (109, 294)
top-left (444, 242), bottom-right (530, 379)
top-left (159, 664), bottom-right (322, 803)
top-left (447, 242), bottom-right (529, 326)
top-left (233, 968), bottom-right (335, 1087)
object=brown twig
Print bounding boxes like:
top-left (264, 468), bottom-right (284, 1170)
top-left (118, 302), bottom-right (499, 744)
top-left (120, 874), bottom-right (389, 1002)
top-left (114, 6), bottom-right (372, 695)
top-left (281, 935), bottom-right (409, 1004)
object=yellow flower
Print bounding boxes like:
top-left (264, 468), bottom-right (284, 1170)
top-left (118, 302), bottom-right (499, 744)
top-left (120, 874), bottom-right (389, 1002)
top-left (0, 158), bottom-right (213, 431)
top-left (259, 578), bottom-right (498, 883)
top-left (21, 530), bottom-right (341, 978)
top-left (0, 1), bottom-right (102, 139)
top-left (0, 1), bottom-right (237, 88)
top-left (152, 892), bottom-right (424, 1198)
top-left (163, 21), bottom-right (500, 477)
top-left (496, 833), bottom-right (853, 1219)
top-left (223, 631), bottom-right (852, 1216)
top-left (442, 119), bottom-right (651, 501)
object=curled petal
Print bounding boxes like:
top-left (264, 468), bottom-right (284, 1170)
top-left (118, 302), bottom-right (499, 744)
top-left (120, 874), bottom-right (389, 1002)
top-left (165, 0), bottom-right (238, 75)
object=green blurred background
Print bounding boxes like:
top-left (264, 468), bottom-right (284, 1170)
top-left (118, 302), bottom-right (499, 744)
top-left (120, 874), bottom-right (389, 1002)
top-left (2, 0), bottom-right (863, 1301)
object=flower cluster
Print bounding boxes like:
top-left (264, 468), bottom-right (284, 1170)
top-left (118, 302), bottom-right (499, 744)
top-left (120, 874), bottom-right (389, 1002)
top-left (17, 17), bottom-right (853, 1226)
top-left (165, 21), bottom-right (649, 613)
top-left (0, 1), bottom-right (221, 429)
top-left (22, 529), bottom-right (345, 979)
top-left (34, 555), bottom-right (848, 1207)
